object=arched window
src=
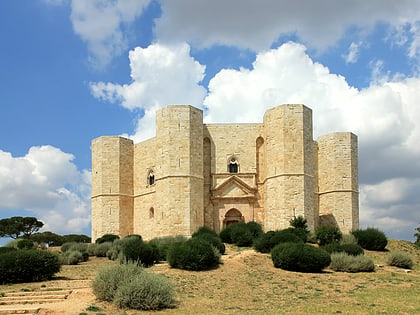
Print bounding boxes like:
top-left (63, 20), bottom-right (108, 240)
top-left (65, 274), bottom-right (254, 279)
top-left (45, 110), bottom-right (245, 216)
top-left (149, 207), bottom-right (154, 219)
top-left (228, 157), bottom-right (239, 173)
top-left (147, 170), bottom-right (155, 186)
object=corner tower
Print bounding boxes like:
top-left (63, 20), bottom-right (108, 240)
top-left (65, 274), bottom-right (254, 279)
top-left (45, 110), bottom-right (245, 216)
top-left (91, 136), bottom-right (134, 241)
top-left (263, 104), bottom-right (316, 231)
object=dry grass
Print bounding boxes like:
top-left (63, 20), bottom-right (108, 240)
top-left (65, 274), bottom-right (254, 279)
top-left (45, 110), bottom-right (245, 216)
top-left (1, 240), bottom-right (419, 315)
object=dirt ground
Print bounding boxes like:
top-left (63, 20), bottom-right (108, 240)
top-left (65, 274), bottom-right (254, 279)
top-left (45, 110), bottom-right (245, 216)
top-left (0, 240), bottom-right (419, 315)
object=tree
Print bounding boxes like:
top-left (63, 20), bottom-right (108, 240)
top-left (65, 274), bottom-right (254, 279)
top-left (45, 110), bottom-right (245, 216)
top-left (0, 216), bottom-right (44, 239)
top-left (30, 231), bottom-right (64, 246)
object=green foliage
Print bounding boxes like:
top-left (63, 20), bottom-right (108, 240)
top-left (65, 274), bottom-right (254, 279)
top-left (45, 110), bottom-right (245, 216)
top-left (271, 242), bottom-right (331, 273)
top-left (16, 238), bottom-right (35, 250)
top-left (254, 229), bottom-right (303, 253)
top-left (92, 263), bottom-right (175, 311)
top-left (321, 243), bottom-right (364, 256)
top-left (386, 251), bottom-right (413, 269)
top-left (0, 216), bottom-right (43, 239)
top-left (415, 224), bottom-right (420, 246)
top-left (192, 226), bottom-right (218, 238)
top-left (220, 222), bottom-right (258, 247)
top-left (192, 232), bottom-right (225, 255)
top-left (340, 233), bottom-right (358, 245)
top-left (96, 234), bottom-right (120, 244)
top-left (315, 226), bottom-right (343, 246)
top-left (246, 221), bottom-right (264, 239)
top-left (167, 237), bottom-right (221, 271)
top-left (148, 235), bottom-right (188, 261)
top-left (61, 242), bottom-right (88, 253)
top-left (93, 242), bottom-right (113, 257)
top-left (329, 252), bottom-right (375, 272)
top-left (0, 250), bottom-right (61, 284)
top-left (60, 250), bottom-right (85, 265)
top-left (351, 227), bottom-right (388, 251)
top-left (0, 247), bottom-right (16, 255)
top-left (30, 231), bottom-right (64, 246)
top-left (61, 234), bottom-right (91, 243)
top-left (120, 237), bottom-right (159, 267)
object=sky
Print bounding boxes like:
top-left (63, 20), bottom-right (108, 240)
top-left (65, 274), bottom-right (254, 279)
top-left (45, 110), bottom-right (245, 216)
top-left (0, 0), bottom-right (419, 243)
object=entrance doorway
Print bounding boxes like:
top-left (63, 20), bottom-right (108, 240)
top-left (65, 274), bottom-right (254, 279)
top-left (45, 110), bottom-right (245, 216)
top-left (223, 208), bottom-right (244, 228)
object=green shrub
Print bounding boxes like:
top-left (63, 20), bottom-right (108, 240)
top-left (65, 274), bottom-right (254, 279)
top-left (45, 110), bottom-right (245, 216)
top-left (322, 243), bottom-right (364, 256)
top-left (351, 228), bottom-right (387, 251)
top-left (60, 250), bottom-right (84, 265)
top-left (0, 250), bottom-right (60, 284)
top-left (113, 271), bottom-right (175, 310)
top-left (246, 221), bottom-right (264, 239)
top-left (271, 242), bottom-right (331, 273)
top-left (0, 247), bottom-right (17, 255)
top-left (94, 242), bottom-right (113, 257)
top-left (95, 234), bottom-right (120, 244)
top-left (386, 251), bottom-right (413, 269)
top-left (219, 222), bottom-right (259, 246)
top-left (192, 226), bottom-right (218, 238)
top-left (340, 233), bottom-right (358, 245)
top-left (92, 263), bottom-right (175, 311)
top-left (120, 237), bottom-right (159, 267)
top-left (167, 238), bottom-right (221, 271)
top-left (330, 252), bottom-right (375, 272)
top-left (193, 233), bottom-right (225, 255)
top-left (315, 226), bottom-right (342, 246)
top-left (16, 239), bottom-right (35, 250)
top-left (148, 236), bottom-right (188, 261)
top-left (289, 216), bottom-right (310, 242)
top-left (61, 234), bottom-right (91, 243)
top-left (254, 230), bottom-right (303, 253)
top-left (92, 263), bottom-right (144, 302)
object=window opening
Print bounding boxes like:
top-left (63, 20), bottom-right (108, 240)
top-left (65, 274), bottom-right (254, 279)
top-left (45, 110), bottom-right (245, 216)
top-left (147, 171), bottom-right (155, 186)
top-left (149, 207), bottom-right (154, 219)
top-left (228, 158), bottom-right (238, 173)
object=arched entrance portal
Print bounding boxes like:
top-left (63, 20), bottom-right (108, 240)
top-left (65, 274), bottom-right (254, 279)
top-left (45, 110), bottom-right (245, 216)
top-left (223, 208), bottom-right (244, 228)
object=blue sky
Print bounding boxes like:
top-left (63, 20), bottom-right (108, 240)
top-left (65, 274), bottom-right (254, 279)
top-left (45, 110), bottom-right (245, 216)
top-left (1, 0), bottom-right (419, 243)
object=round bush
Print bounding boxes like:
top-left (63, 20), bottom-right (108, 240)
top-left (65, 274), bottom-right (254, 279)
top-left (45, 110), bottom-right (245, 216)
top-left (17, 239), bottom-right (35, 250)
top-left (193, 233), bottom-right (225, 255)
top-left (322, 243), bottom-right (364, 256)
top-left (60, 250), bottom-right (83, 265)
top-left (148, 236), bottom-right (188, 262)
top-left (246, 221), bottom-right (264, 239)
top-left (351, 228), bottom-right (387, 251)
top-left (120, 237), bottom-right (159, 267)
top-left (315, 226), bottom-right (342, 246)
top-left (330, 252), bottom-right (375, 272)
top-left (192, 226), bottom-right (218, 238)
top-left (92, 263), bottom-right (144, 302)
top-left (96, 234), bottom-right (120, 244)
top-left (271, 242), bottom-right (331, 273)
top-left (0, 247), bottom-right (17, 255)
top-left (0, 250), bottom-right (60, 284)
top-left (386, 251), bottom-right (413, 269)
top-left (113, 272), bottom-right (175, 310)
top-left (254, 230), bottom-right (303, 253)
top-left (94, 242), bottom-right (113, 257)
top-left (167, 238), bottom-right (221, 271)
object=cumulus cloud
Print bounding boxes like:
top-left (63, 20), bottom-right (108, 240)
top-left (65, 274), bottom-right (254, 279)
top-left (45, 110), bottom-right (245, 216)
top-left (90, 42), bottom-right (207, 141)
top-left (156, 0), bottom-right (420, 54)
top-left (0, 146), bottom-right (91, 235)
top-left (69, 0), bottom-right (151, 68)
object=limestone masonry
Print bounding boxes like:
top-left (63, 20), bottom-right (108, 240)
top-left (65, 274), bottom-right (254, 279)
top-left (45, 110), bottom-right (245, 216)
top-left (91, 104), bottom-right (359, 241)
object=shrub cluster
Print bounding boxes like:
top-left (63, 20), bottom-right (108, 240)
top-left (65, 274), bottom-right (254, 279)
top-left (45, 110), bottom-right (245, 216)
top-left (148, 236), bottom-right (188, 261)
top-left (192, 226), bottom-right (225, 255)
top-left (92, 263), bottom-right (175, 311)
top-left (314, 226), bottom-right (342, 246)
top-left (329, 252), bottom-right (375, 272)
top-left (386, 251), bottom-right (413, 269)
top-left (351, 228), bottom-right (388, 251)
top-left (0, 250), bottom-right (61, 283)
top-left (95, 234), bottom-right (120, 244)
top-left (220, 222), bottom-right (262, 247)
top-left (254, 229), bottom-right (303, 253)
top-left (321, 243), bottom-right (364, 256)
top-left (119, 236), bottom-right (159, 267)
top-left (167, 237), bottom-right (221, 271)
top-left (271, 242), bottom-right (331, 273)
top-left (60, 250), bottom-right (89, 265)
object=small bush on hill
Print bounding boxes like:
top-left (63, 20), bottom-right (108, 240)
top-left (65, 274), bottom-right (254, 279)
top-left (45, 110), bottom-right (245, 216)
top-left (340, 233), bottom-right (358, 245)
top-left (61, 242), bottom-right (89, 253)
top-left (246, 221), bottom-right (264, 239)
top-left (193, 232), bottom-right (225, 255)
top-left (220, 222), bottom-right (260, 247)
top-left (94, 242), bottom-right (113, 257)
top-left (386, 251), bottom-right (413, 269)
top-left (96, 234), bottom-right (120, 244)
top-left (0, 250), bottom-right (60, 284)
top-left (62, 234), bottom-right (91, 243)
top-left (60, 250), bottom-right (85, 265)
top-left (315, 226), bottom-right (342, 246)
top-left (351, 227), bottom-right (387, 251)
top-left (192, 226), bottom-right (218, 238)
top-left (329, 252), bottom-right (375, 272)
top-left (167, 237), bottom-right (221, 271)
top-left (254, 229), bottom-right (303, 253)
top-left (148, 235), bottom-right (188, 261)
top-left (92, 263), bottom-right (175, 311)
top-left (0, 247), bottom-right (16, 255)
top-left (321, 243), bottom-right (364, 256)
top-left (289, 216), bottom-right (310, 242)
top-left (271, 242), bottom-right (331, 273)
top-left (120, 237), bottom-right (159, 267)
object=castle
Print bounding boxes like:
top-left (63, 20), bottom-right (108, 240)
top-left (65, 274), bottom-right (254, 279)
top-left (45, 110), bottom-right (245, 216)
top-left (91, 104), bottom-right (359, 242)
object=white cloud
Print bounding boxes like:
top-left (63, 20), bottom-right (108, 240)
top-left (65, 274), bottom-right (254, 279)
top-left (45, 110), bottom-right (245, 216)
top-left (343, 42), bottom-right (362, 64)
top-left (90, 42), bottom-right (207, 141)
top-left (69, 0), bottom-right (151, 68)
top-left (156, 0), bottom-right (420, 53)
top-left (0, 146), bottom-right (91, 235)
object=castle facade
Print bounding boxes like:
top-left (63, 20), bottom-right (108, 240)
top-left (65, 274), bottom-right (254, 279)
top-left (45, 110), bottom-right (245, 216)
top-left (91, 104), bottom-right (359, 241)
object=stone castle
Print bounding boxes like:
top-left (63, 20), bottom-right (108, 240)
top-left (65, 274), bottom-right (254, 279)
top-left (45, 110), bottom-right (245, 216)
top-left (91, 104), bottom-right (359, 242)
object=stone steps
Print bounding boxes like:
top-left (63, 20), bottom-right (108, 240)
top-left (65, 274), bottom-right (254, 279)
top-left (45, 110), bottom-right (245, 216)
top-left (0, 307), bottom-right (40, 315)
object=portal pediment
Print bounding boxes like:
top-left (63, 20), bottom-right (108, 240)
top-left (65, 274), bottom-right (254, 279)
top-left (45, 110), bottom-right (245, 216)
top-left (211, 176), bottom-right (257, 200)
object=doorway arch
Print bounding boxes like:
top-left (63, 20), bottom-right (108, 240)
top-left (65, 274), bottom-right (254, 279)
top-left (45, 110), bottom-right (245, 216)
top-left (223, 208), bottom-right (244, 228)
